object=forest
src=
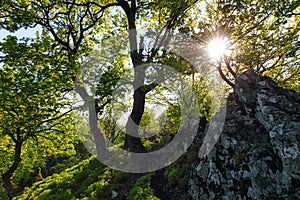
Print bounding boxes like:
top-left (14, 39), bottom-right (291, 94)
top-left (0, 0), bottom-right (299, 199)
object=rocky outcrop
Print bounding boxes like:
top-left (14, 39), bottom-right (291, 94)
top-left (189, 69), bottom-right (300, 199)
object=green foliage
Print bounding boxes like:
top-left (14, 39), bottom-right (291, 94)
top-left (83, 169), bottom-right (114, 199)
top-left (0, 34), bottom-right (79, 198)
top-left (128, 175), bottom-right (160, 200)
top-left (99, 114), bottom-right (125, 146)
top-left (13, 156), bottom-right (140, 200)
top-left (192, 75), bottom-right (213, 119)
top-left (160, 103), bottom-right (181, 136)
top-left (138, 0), bottom-right (200, 29)
top-left (165, 143), bottom-right (199, 187)
top-left (193, 0), bottom-right (300, 91)
top-left (49, 154), bottom-right (88, 175)
top-left (14, 157), bottom-right (104, 200)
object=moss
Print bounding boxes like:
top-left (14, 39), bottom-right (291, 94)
top-left (128, 175), bottom-right (160, 200)
top-left (13, 156), bottom-right (139, 200)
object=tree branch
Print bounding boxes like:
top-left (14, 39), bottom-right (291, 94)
top-left (224, 58), bottom-right (236, 78)
top-left (217, 63), bottom-right (235, 88)
top-left (36, 109), bottom-right (72, 128)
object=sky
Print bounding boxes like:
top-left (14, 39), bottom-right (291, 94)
top-left (0, 26), bottom-right (40, 41)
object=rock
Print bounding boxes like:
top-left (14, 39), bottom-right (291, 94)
top-left (189, 70), bottom-right (300, 199)
top-left (112, 190), bottom-right (118, 199)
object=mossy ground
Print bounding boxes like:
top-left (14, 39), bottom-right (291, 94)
top-left (10, 133), bottom-right (202, 200)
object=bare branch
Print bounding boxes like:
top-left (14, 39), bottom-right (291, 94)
top-left (224, 58), bottom-right (236, 78)
top-left (217, 63), bottom-right (235, 88)
top-left (36, 109), bottom-right (73, 128)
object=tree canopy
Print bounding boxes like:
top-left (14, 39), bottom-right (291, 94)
top-left (0, 35), bottom-right (78, 198)
top-left (192, 0), bottom-right (300, 91)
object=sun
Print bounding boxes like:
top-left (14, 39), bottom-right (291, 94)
top-left (207, 37), bottom-right (229, 61)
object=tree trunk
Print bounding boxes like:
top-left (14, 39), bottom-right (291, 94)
top-left (124, 67), bottom-right (147, 153)
top-left (119, 0), bottom-right (147, 153)
top-left (2, 141), bottom-right (23, 199)
top-left (124, 90), bottom-right (147, 152)
top-left (75, 84), bottom-right (109, 160)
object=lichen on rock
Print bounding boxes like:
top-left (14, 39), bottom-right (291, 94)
top-left (189, 69), bottom-right (300, 199)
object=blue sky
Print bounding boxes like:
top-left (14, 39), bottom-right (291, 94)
top-left (0, 26), bottom-right (40, 41)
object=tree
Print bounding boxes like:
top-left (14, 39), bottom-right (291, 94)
top-left (0, 0), bottom-right (202, 156)
top-left (0, 36), bottom-right (78, 199)
top-left (192, 0), bottom-right (300, 91)
top-left (111, 0), bottom-right (202, 152)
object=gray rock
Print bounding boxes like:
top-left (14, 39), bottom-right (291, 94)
top-left (189, 70), bottom-right (300, 199)
top-left (112, 190), bottom-right (118, 198)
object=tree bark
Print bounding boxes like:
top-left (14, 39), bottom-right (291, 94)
top-left (124, 72), bottom-right (147, 152)
top-left (217, 64), bottom-right (235, 88)
top-left (75, 84), bottom-right (109, 160)
top-left (2, 141), bottom-right (23, 199)
top-left (119, 0), bottom-right (147, 152)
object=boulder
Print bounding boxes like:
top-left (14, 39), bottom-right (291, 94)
top-left (189, 70), bottom-right (300, 199)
